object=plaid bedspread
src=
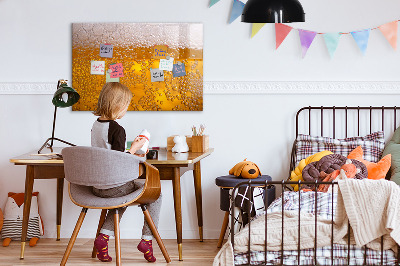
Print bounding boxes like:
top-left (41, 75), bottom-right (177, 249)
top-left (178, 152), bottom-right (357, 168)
top-left (234, 191), bottom-right (397, 265)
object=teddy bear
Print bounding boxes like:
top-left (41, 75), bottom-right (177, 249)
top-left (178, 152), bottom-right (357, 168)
top-left (229, 159), bottom-right (261, 179)
top-left (172, 135), bottom-right (189, 153)
top-left (1, 192), bottom-right (44, 247)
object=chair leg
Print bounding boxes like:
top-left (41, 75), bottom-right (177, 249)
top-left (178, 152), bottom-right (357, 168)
top-left (217, 211), bottom-right (230, 248)
top-left (141, 205), bottom-right (171, 263)
top-left (114, 209), bottom-right (121, 266)
top-left (91, 209), bottom-right (108, 258)
top-left (60, 208), bottom-right (88, 266)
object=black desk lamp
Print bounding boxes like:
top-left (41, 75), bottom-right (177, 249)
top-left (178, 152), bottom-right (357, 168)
top-left (38, 79), bottom-right (80, 154)
top-left (241, 0), bottom-right (305, 23)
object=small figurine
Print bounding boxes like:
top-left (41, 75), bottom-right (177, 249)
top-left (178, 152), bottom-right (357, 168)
top-left (172, 135), bottom-right (189, 153)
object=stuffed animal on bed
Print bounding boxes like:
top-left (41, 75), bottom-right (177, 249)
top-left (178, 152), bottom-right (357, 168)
top-left (1, 192), bottom-right (44, 247)
top-left (229, 159), bottom-right (261, 179)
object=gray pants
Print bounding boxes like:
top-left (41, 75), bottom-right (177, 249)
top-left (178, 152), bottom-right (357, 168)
top-left (92, 180), bottom-right (162, 240)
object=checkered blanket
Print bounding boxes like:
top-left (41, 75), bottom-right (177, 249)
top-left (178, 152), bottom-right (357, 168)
top-left (233, 191), bottom-right (397, 265)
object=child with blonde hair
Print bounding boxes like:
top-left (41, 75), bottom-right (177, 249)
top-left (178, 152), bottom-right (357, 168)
top-left (91, 82), bottom-right (161, 263)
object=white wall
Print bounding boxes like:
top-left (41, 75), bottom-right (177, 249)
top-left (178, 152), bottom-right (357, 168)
top-left (1, 0), bottom-right (400, 240)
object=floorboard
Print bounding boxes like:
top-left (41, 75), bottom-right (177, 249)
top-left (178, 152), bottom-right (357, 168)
top-left (0, 239), bottom-right (222, 265)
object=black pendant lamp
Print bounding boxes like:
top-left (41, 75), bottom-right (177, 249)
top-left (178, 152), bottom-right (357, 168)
top-left (242, 0), bottom-right (305, 23)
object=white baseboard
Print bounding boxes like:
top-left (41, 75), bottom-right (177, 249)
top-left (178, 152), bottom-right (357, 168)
top-left (1, 81), bottom-right (400, 94)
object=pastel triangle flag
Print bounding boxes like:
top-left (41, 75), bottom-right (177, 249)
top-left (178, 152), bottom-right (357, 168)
top-left (351, 29), bottom-right (370, 55)
top-left (378, 21), bottom-right (397, 50)
top-left (275, 23), bottom-right (293, 49)
top-left (298, 29), bottom-right (317, 58)
top-left (209, 0), bottom-right (220, 7)
top-left (251, 23), bottom-right (266, 38)
top-left (323, 33), bottom-right (341, 58)
top-left (229, 0), bottom-right (245, 24)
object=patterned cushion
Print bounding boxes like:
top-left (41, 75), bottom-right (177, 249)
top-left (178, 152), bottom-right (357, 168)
top-left (295, 131), bottom-right (385, 166)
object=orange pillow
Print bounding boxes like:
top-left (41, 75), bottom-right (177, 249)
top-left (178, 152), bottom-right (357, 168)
top-left (347, 146), bottom-right (391, 180)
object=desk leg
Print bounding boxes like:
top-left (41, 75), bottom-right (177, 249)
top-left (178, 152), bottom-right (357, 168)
top-left (56, 178), bottom-right (64, 241)
top-left (172, 167), bottom-right (183, 261)
top-left (193, 161), bottom-right (203, 242)
top-left (20, 165), bottom-right (35, 259)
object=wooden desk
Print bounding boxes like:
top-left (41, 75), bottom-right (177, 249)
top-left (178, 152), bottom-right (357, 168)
top-left (10, 147), bottom-right (213, 261)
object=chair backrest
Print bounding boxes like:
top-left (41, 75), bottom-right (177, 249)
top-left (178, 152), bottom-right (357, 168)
top-left (62, 146), bottom-right (145, 187)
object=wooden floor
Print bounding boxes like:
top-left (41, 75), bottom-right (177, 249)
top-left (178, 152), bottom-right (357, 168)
top-left (0, 239), bottom-right (221, 265)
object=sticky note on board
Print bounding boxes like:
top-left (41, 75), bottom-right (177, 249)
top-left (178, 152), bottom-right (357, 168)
top-left (159, 58), bottom-right (174, 71)
top-left (106, 71), bottom-right (120, 82)
top-left (100, 44), bottom-right (113, 58)
top-left (109, 63), bottom-right (124, 78)
top-left (150, 68), bottom-right (164, 82)
top-left (172, 63), bottom-right (186, 77)
top-left (91, 61), bottom-right (105, 75)
top-left (153, 45), bottom-right (168, 59)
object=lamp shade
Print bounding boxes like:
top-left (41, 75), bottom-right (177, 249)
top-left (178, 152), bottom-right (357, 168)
top-left (52, 84), bottom-right (80, 108)
top-left (241, 0), bottom-right (305, 23)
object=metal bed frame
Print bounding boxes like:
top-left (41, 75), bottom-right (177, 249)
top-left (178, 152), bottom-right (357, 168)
top-left (230, 106), bottom-right (400, 266)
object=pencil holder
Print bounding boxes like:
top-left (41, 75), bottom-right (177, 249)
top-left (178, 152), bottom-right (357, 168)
top-left (191, 135), bottom-right (209, 153)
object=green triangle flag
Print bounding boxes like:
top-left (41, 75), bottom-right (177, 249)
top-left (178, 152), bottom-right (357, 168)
top-left (323, 33), bottom-right (341, 58)
top-left (251, 23), bottom-right (266, 38)
top-left (209, 0), bottom-right (220, 7)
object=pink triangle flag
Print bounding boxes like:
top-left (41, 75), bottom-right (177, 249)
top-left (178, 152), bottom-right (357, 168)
top-left (378, 21), bottom-right (398, 50)
top-left (275, 23), bottom-right (293, 49)
top-left (298, 29), bottom-right (317, 58)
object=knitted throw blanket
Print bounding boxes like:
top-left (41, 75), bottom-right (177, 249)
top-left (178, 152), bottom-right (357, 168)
top-left (335, 178), bottom-right (400, 251)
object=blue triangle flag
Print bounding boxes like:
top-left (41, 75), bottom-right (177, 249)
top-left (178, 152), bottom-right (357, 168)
top-left (323, 33), bottom-right (341, 58)
top-left (351, 29), bottom-right (371, 55)
top-left (209, 0), bottom-right (221, 7)
top-left (229, 0), bottom-right (245, 24)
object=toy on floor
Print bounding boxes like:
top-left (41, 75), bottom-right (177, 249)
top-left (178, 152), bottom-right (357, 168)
top-left (1, 192), bottom-right (44, 247)
top-left (229, 159), bottom-right (261, 179)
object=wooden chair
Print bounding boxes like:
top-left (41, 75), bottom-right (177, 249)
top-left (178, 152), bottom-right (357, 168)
top-left (60, 146), bottom-right (171, 265)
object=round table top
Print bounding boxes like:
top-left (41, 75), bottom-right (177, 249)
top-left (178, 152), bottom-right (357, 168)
top-left (215, 175), bottom-right (272, 188)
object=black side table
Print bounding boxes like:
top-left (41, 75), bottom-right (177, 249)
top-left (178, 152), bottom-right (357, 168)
top-left (215, 175), bottom-right (275, 248)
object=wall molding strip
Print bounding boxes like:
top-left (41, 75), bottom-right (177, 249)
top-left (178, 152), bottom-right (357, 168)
top-left (0, 81), bottom-right (399, 95)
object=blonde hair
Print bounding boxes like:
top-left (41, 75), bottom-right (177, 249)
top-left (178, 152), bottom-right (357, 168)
top-left (93, 82), bottom-right (132, 120)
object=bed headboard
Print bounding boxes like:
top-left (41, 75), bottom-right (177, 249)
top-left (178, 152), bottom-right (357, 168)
top-left (290, 106), bottom-right (400, 178)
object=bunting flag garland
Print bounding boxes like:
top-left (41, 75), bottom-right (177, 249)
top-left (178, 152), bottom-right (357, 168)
top-left (251, 23), bottom-right (266, 38)
top-left (378, 21), bottom-right (398, 50)
top-left (207, 4), bottom-right (400, 57)
top-left (298, 30), bottom-right (317, 58)
top-left (323, 33), bottom-right (341, 58)
top-left (275, 23), bottom-right (293, 49)
top-left (229, 0), bottom-right (245, 24)
top-left (209, 0), bottom-right (220, 8)
top-left (351, 29), bottom-right (370, 55)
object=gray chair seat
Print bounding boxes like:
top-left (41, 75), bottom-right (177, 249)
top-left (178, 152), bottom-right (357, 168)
top-left (69, 180), bottom-right (145, 208)
top-left (61, 146), bottom-right (170, 265)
